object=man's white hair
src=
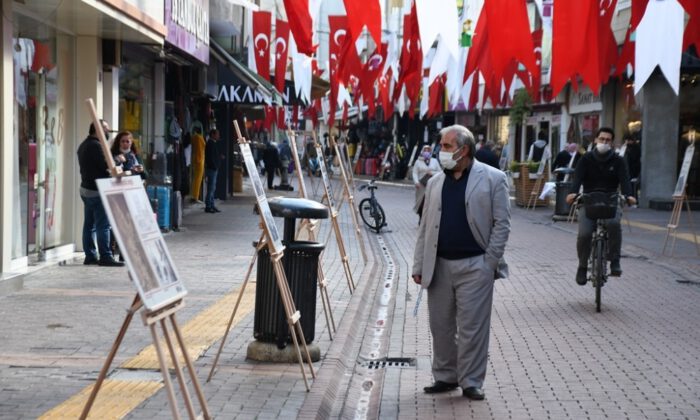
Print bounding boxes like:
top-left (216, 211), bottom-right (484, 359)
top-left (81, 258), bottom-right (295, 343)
top-left (439, 125), bottom-right (476, 156)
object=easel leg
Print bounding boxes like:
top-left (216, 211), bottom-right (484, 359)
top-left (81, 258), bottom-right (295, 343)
top-left (171, 314), bottom-right (211, 419)
top-left (160, 319), bottom-right (197, 420)
top-left (207, 235), bottom-right (264, 382)
top-left (663, 199), bottom-right (683, 256)
top-left (317, 264), bottom-right (336, 339)
top-left (80, 294), bottom-right (142, 420)
top-left (683, 198), bottom-right (700, 255)
top-left (149, 323), bottom-right (181, 420)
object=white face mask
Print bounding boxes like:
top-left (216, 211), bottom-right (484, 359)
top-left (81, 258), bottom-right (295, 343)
top-left (439, 148), bottom-right (462, 170)
top-left (595, 143), bottom-right (611, 154)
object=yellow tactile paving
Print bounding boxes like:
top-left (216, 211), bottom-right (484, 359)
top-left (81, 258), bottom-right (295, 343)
top-left (41, 283), bottom-right (256, 418)
top-left (38, 379), bottom-right (163, 419)
top-left (122, 283), bottom-right (256, 370)
top-left (628, 220), bottom-right (700, 243)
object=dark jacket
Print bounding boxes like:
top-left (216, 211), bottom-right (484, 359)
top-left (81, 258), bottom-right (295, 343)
top-left (77, 136), bottom-right (109, 191)
top-left (205, 139), bottom-right (220, 171)
top-left (263, 143), bottom-right (281, 170)
top-left (552, 150), bottom-right (581, 181)
top-left (474, 147), bottom-right (500, 169)
top-left (570, 150), bottom-right (633, 197)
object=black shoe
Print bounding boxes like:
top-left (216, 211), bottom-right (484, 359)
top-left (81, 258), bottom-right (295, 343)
top-left (83, 258), bottom-right (98, 266)
top-left (462, 387), bottom-right (485, 400)
top-left (204, 208), bottom-right (215, 213)
top-left (423, 381), bottom-right (459, 394)
top-left (576, 266), bottom-right (588, 285)
top-left (610, 260), bottom-right (622, 277)
top-left (98, 259), bottom-right (125, 267)
top-left (211, 207), bottom-right (221, 213)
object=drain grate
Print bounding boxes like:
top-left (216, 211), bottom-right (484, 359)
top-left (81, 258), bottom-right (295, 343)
top-left (359, 357), bottom-right (416, 369)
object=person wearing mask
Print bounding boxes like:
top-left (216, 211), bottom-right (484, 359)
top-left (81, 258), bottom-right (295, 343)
top-left (623, 135), bottom-right (641, 200)
top-left (111, 131), bottom-right (146, 179)
top-left (413, 125), bottom-right (511, 400)
top-left (552, 142), bottom-right (581, 181)
top-left (77, 120), bottom-right (124, 267)
top-left (204, 129), bottom-right (222, 213)
top-left (474, 140), bottom-right (500, 169)
top-left (190, 127), bottom-right (206, 203)
top-left (566, 127), bottom-right (636, 285)
top-left (412, 145), bottom-right (441, 222)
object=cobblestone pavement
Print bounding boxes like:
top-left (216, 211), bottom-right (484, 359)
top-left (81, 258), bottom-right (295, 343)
top-left (1, 174), bottom-right (699, 419)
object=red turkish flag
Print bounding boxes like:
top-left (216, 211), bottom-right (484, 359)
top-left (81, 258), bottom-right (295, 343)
top-left (401, 3), bottom-right (423, 116)
top-left (282, 0), bottom-right (316, 56)
top-left (328, 15), bottom-right (349, 129)
top-left (379, 72), bottom-right (394, 122)
top-left (274, 20), bottom-right (290, 93)
top-left (253, 11), bottom-right (272, 81)
top-left (616, 0), bottom-right (649, 77)
top-left (551, 1), bottom-right (608, 97)
top-left (263, 105), bottom-right (276, 130)
top-left (360, 43), bottom-right (388, 115)
top-left (427, 75), bottom-right (446, 118)
top-left (342, 0), bottom-right (382, 54)
top-left (680, 0), bottom-right (700, 51)
top-left (596, 0), bottom-right (619, 85)
top-left (277, 107), bottom-right (288, 129)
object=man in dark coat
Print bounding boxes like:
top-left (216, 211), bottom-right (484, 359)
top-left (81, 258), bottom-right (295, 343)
top-left (474, 140), bottom-right (500, 169)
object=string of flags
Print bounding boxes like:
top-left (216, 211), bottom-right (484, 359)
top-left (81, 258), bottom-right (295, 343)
top-left (244, 0), bottom-right (700, 128)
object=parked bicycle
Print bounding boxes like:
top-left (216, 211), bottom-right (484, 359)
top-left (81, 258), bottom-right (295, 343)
top-left (576, 191), bottom-right (625, 312)
top-left (358, 180), bottom-right (386, 233)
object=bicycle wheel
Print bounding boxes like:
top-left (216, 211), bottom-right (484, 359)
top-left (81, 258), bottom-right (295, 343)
top-left (371, 202), bottom-right (386, 233)
top-left (592, 237), bottom-right (605, 312)
top-left (359, 198), bottom-right (381, 231)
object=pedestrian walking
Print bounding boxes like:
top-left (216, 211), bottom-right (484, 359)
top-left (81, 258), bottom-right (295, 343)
top-left (412, 145), bottom-right (440, 222)
top-left (204, 129), bottom-right (221, 213)
top-left (412, 124), bottom-right (511, 400)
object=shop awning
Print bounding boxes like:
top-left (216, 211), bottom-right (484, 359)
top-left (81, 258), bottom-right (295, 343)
top-left (210, 38), bottom-right (282, 105)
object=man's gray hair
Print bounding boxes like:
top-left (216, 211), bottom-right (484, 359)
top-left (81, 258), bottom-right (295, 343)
top-left (439, 125), bottom-right (476, 156)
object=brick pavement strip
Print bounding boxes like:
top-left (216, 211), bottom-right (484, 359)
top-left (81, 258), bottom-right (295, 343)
top-left (2, 178), bottom-right (700, 419)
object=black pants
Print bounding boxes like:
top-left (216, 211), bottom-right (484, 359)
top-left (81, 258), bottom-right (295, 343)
top-left (576, 206), bottom-right (622, 268)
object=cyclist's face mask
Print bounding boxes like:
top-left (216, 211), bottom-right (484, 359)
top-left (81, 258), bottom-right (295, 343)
top-left (595, 134), bottom-right (613, 154)
top-left (438, 147), bottom-right (464, 170)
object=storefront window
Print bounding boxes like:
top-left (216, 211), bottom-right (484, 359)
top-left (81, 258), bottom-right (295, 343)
top-left (12, 14), bottom-right (74, 259)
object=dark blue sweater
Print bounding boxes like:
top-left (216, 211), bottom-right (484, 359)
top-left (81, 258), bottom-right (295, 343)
top-left (437, 168), bottom-right (485, 260)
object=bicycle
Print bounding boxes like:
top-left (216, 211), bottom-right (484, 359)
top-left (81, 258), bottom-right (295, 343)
top-left (577, 191), bottom-right (623, 312)
top-left (358, 180), bottom-right (386, 233)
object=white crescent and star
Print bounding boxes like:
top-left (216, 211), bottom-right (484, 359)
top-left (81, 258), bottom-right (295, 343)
top-left (334, 29), bottom-right (347, 47)
top-left (368, 54), bottom-right (383, 71)
top-left (275, 37), bottom-right (287, 60)
top-left (255, 33), bottom-right (269, 53)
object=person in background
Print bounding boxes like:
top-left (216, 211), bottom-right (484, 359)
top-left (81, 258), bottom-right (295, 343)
top-left (413, 125), bottom-right (511, 401)
top-left (190, 127), bottom-right (206, 203)
top-left (623, 135), bottom-right (641, 200)
top-left (527, 131), bottom-right (549, 163)
top-left (111, 131), bottom-right (146, 179)
top-left (412, 145), bottom-right (441, 222)
top-left (77, 120), bottom-right (124, 267)
top-left (204, 129), bottom-right (221, 213)
top-left (474, 140), bottom-right (500, 169)
top-left (552, 142), bottom-right (581, 181)
top-left (263, 140), bottom-right (282, 189)
top-left (278, 138), bottom-right (292, 188)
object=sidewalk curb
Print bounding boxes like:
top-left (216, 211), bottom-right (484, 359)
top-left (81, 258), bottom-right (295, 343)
top-left (298, 231), bottom-right (381, 419)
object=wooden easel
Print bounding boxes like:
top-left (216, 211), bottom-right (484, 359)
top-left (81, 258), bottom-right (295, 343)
top-left (329, 134), bottom-right (368, 263)
top-left (313, 138), bottom-right (356, 294)
top-left (81, 99), bottom-right (210, 420)
top-left (663, 141), bottom-right (699, 256)
top-left (352, 143), bottom-right (363, 176)
top-left (207, 122), bottom-right (316, 389)
top-left (287, 129), bottom-right (337, 339)
top-left (527, 161), bottom-right (549, 210)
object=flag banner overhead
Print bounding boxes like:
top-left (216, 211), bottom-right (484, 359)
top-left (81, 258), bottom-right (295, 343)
top-left (679, 0), bottom-right (700, 51)
top-left (274, 19), bottom-right (290, 93)
top-left (252, 11), bottom-right (272, 81)
top-left (283, 0), bottom-right (316, 55)
top-left (343, 0), bottom-right (382, 54)
top-left (634, 0), bottom-right (684, 95)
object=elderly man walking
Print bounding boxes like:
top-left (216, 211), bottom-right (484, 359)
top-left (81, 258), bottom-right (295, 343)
top-left (412, 124), bottom-right (511, 400)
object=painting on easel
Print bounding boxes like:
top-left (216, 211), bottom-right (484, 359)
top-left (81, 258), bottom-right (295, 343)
top-left (239, 142), bottom-right (284, 254)
top-left (97, 176), bottom-right (186, 311)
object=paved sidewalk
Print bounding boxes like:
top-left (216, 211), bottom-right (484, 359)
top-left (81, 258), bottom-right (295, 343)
top-left (1, 175), bottom-right (699, 419)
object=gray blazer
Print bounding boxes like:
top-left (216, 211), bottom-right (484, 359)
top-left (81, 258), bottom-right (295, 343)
top-left (412, 160), bottom-right (511, 288)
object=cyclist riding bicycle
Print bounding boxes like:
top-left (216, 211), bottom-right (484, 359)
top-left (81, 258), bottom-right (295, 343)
top-left (566, 127), bottom-right (637, 285)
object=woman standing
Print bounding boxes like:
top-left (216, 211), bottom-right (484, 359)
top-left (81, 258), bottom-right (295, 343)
top-left (412, 145), bottom-right (441, 222)
top-left (111, 131), bottom-right (146, 179)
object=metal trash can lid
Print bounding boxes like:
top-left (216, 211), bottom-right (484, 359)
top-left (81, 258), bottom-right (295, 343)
top-left (268, 197), bottom-right (329, 219)
top-left (553, 167), bottom-right (575, 175)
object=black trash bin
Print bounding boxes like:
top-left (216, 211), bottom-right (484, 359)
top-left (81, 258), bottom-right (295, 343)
top-left (253, 197), bottom-right (328, 349)
top-left (555, 181), bottom-right (573, 216)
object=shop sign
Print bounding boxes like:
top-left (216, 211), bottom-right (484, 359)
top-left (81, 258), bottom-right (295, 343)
top-left (166, 0), bottom-right (210, 64)
top-left (569, 85), bottom-right (602, 114)
top-left (216, 64), bottom-right (302, 105)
